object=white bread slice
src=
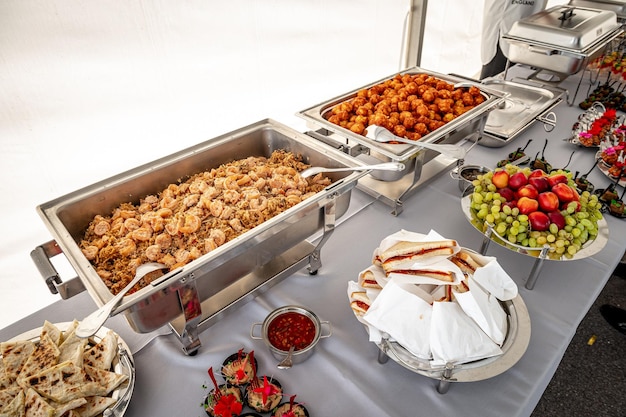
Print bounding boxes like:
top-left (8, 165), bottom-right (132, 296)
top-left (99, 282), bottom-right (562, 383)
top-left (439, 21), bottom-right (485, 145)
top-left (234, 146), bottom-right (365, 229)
top-left (350, 292), bottom-right (371, 315)
top-left (388, 269), bottom-right (455, 282)
top-left (379, 240), bottom-right (457, 263)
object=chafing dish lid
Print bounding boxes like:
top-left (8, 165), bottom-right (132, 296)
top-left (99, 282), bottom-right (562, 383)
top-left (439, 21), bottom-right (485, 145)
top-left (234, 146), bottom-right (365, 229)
top-left (568, 0), bottom-right (626, 20)
top-left (505, 5), bottom-right (619, 51)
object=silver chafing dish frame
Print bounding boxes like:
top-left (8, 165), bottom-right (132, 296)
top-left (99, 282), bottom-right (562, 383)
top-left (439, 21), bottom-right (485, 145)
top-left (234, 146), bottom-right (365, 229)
top-left (31, 119), bottom-right (367, 355)
top-left (502, 5), bottom-right (624, 106)
top-left (297, 66), bottom-right (505, 215)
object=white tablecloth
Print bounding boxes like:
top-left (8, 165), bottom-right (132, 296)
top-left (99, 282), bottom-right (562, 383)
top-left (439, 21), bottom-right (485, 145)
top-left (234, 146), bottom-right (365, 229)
top-left (2, 67), bottom-right (625, 417)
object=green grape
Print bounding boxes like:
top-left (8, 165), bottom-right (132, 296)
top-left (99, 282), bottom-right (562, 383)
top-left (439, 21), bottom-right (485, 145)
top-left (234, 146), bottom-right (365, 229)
top-left (487, 184), bottom-right (497, 192)
top-left (473, 193), bottom-right (483, 204)
top-left (496, 222), bottom-right (507, 235)
top-left (565, 216), bottom-right (577, 227)
top-left (507, 234), bottom-right (517, 243)
top-left (555, 239), bottom-right (565, 248)
top-left (491, 205), bottom-right (500, 214)
top-left (505, 215), bottom-right (513, 224)
top-left (509, 226), bottom-right (519, 236)
top-left (502, 205), bottom-right (512, 215)
top-left (511, 207), bottom-right (519, 216)
top-left (567, 245), bottom-right (577, 255)
top-left (549, 223), bottom-right (559, 235)
top-left (477, 208), bottom-right (488, 219)
top-left (537, 236), bottom-right (547, 245)
top-left (546, 234), bottom-right (556, 243)
top-left (486, 213), bottom-right (495, 224)
top-left (528, 237), bottom-right (537, 247)
top-left (484, 192), bottom-right (493, 202)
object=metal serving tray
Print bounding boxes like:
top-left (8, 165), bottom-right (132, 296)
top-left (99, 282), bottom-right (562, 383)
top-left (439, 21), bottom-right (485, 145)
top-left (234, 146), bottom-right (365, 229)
top-left (480, 79), bottom-right (564, 147)
top-left (298, 67), bottom-right (504, 214)
top-left (31, 119), bottom-right (364, 354)
top-left (503, 5), bottom-right (622, 75)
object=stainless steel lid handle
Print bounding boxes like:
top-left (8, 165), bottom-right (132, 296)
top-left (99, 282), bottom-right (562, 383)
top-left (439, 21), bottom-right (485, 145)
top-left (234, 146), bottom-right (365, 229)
top-left (30, 240), bottom-right (86, 299)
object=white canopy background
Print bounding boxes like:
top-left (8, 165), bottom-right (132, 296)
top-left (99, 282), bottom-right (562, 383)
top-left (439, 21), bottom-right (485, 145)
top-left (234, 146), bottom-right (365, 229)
top-left (0, 0), bottom-right (560, 329)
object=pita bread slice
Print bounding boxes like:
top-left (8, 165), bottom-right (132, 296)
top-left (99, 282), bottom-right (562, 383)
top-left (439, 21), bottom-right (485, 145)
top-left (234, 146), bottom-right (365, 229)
top-left (0, 361), bottom-right (15, 390)
top-left (48, 397), bottom-right (87, 417)
top-left (74, 396), bottom-right (116, 417)
top-left (60, 321), bottom-right (79, 346)
top-left (57, 332), bottom-right (87, 368)
top-left (83, 331), bottom-right (117, 370)
top-left (25, 361), bottom-right (106, 403)
top-left (39, 322), bottom-right (62, 347)
top-left (17, 335), bottom-right (60, 386)
top-left (1, 340), bottom-right (36, 381)
top-left (0, 386), bottom-right (22, 409)
top-left (83, 365), bottom-right (127, 395)
top-left (24, 387), bottom-right (54, 417)
top-left (0, 388), bottom-right (24, 417)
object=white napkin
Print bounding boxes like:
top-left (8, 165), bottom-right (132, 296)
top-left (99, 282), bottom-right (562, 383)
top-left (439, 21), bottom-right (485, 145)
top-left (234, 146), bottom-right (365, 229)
top-left (430, 301), bottom-right (503, 366)
top-left (362, 279), bottom-right (432, 359)
top-left (453, 279), bottom-right (508, 345)
top-left (471, 253), bottom-right (518, 301)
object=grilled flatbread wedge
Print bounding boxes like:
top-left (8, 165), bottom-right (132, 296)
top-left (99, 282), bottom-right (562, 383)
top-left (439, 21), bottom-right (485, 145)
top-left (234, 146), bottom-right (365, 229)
top-left (25, 361), bottom-right (106, 403)
top-left (17, 335), bottom-right (60, 387)
top-left (83, 365), bottom-right (128, 394)
top-left (75, 396), bottom-right (117, 417)
top-left (0, 388), bottom-right (24, 417)
top-left (83, 331), bottom-right (117, 370)
top-left (1, 340), bottom-right (36, 381)
top-left (48, 397), bottom-right (87, 417)
top-left (57, 331), bottom-right (87, 368)
top-left (39, 322), bottom-right (61, 347)
top-left (24, 387), bottom-right (54, 417)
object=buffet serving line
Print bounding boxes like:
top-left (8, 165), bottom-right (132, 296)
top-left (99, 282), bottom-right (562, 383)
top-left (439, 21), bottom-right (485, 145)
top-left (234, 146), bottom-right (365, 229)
top-left (2, 58), bottom-right (626, 417)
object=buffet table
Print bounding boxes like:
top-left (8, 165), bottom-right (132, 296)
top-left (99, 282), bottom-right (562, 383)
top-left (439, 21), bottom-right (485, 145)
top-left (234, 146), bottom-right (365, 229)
top-left (2, 66), bottom-right (626, 417)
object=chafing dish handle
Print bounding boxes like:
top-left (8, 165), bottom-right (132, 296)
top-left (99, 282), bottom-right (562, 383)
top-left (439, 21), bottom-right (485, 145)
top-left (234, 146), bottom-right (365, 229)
top-left (30, 240), bottom-right (86, 299)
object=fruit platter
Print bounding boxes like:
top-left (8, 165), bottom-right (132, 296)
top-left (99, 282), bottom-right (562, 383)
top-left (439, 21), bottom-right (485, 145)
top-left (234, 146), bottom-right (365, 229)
top-left (461, 164), bottom-right (608, 265)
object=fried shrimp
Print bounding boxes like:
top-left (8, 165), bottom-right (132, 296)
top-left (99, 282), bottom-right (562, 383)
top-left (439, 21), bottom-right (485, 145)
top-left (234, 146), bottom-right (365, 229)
top-left (79, 150), bottom-right (332, 295)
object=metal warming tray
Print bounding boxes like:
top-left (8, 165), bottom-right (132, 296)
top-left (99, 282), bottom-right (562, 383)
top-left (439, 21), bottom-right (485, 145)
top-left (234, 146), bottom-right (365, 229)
top-left (298, 67), bottom-right (504, 214)
top-left (503, 5), bottom-right (623, 75)
top-left (568, 0), bottom-right (626, 21)
top-left (480, 78), bottom-right (564, 147)
top-left (31, 119), bottom-right (364, 354)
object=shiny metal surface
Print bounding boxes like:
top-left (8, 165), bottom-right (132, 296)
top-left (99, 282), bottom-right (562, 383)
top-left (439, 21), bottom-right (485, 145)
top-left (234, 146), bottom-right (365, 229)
top-left (34, 119), bottom-right (363, 336)
top-left (503, 6), bottom-right (623, 76)
top-left (506, 5), bottom-right (620, 51)
top-left (481, 79), bottom-right (564, 147)
top-left (251, 305), bottom-right (332, 365)
top-left (568, 0), bottom-right (626, 20)
top-left (460, 194), bottom-right (610, 261)
top-left (298, 66), bottom-right (504, 164)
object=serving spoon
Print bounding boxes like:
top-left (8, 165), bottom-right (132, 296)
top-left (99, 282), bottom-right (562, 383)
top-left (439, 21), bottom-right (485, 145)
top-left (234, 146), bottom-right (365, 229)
top-left (365, 124), bottom-right (467, 160)
top-left (277, 345), bottom-right (295, 369)
top-left (299, 161), bottom-right (405, 179)
top-left (75, 262), bottom-right (167, 338)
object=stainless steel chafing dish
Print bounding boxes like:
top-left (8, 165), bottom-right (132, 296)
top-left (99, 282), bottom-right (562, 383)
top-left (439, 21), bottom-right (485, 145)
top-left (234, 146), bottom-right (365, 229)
top-left (480, 78), bottom-right (564, 147)
top-left (503, 5), bottom-right (623, 77)
top-left (31, 119), bottom-right (365, 355)
top-left (568, 0), bottom-right (626, 21)
top-left (298, 67), bottom-right (505, 215)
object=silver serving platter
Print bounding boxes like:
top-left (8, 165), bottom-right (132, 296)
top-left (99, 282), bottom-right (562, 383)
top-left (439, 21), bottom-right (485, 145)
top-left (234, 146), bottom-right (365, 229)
top-left (461, 194), bottom-right (609, 261)
top-left (6, 322), bottom-right (135, 417)
top-left (377, 294), bottom-right (530, 382)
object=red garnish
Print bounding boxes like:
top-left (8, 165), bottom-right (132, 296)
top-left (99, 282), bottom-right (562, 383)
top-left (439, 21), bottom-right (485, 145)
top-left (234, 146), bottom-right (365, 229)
top-left (213, 393), bottom-right (243, 417)
top-left (235, 353), bottom-right (249, 383)
top-left (277, 395), bottom-right (299, 417)
top-left (252, 375), bottom-right (280, 405)
top-left (207, 367), bottom-right (221, 399)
